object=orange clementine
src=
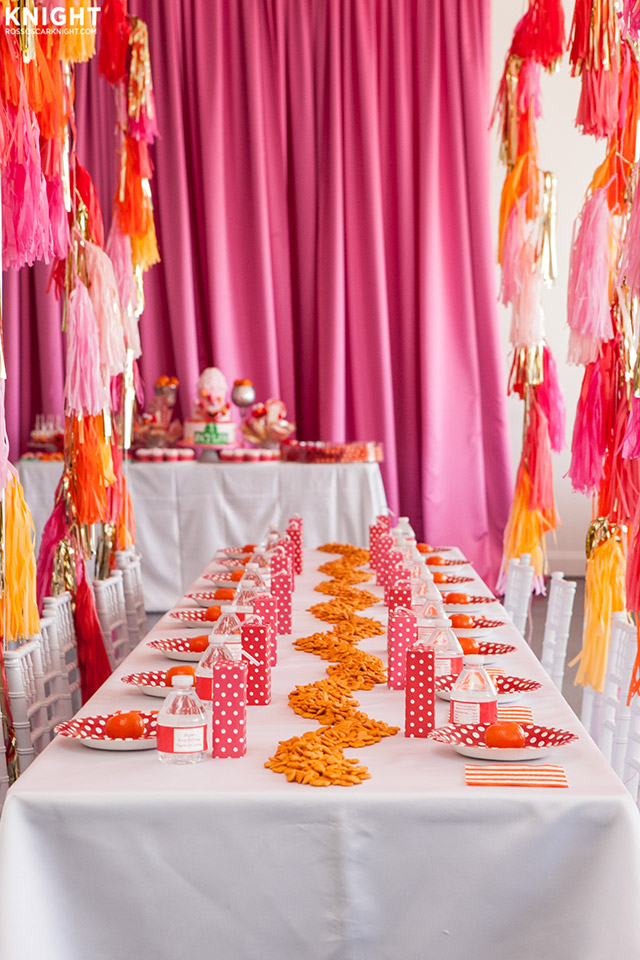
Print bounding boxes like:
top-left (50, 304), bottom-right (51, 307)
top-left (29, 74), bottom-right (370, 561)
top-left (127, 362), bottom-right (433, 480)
top-left (431, 572), bottom-right (449, 584)
top-left (104, 711), bottom-right (145, 739)
top-left (165, 665), bottom-right (196, 686)
top-left (444, 592), bottom-right (470, 604)
top-left (204, 605), bottom-right (222, 622)
top-left (416, 543), bottom-right (433, 553)
top-left (449, 613), bottom-right (475, 628)
top-left (214, 588), bottom-right (236, 601)
top-left (242, 544), bottom-right (258, 553)
top-left (230, 570), bottom-right (244, 582)
top-left (188, 635), bottom-right (209, 653)
top-left (484, 722), bottom-right (526, 749)
top-left (425, 556), bottom-right (445, 565)
top-left (458, 637), bottom-right (480, 655)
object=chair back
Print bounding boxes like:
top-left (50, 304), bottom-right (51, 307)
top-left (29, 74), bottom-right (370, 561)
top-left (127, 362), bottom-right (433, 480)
top-left (623, 694), bottom-right (640, 805)
top-left (0, 738), bottom-right (9, 812)
top-left (115, 550), bottom-right (147, 649)
top-left (43, 591), bottom-right (82, 716)
top-left (540, 572), bottom-right (577, 693)
top-left (93, 570), bottom-right (131, 668)
top-left (38, 616), bottom-right (73, 727)
top-left (503, 554), bottom-right (534, 636)
top-left (598, 615), bottom-right (637, 775)
top-left (4, 636), bottom-right (50, 770)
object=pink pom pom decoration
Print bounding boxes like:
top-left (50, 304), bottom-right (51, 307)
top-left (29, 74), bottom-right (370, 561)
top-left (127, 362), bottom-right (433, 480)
top-left (567, 189), bottom-right (614, 364)
top-left (568, 360), bottom-right (604, 494)
top-left (537, 346), bottom-right (566, 453)
top-left (84, 241), bottom-right (127, 379)
top-left (64, 280), bottom-right (106, 416)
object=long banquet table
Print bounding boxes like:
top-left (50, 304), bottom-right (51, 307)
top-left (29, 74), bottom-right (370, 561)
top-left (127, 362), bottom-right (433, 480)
top-left (18, 459), bottom-right (387, 610)
top-left (1, 548), bottom-right (640, 960)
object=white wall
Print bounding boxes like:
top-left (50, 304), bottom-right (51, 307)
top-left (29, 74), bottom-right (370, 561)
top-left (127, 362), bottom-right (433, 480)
top-left (490, 0), bottom-right (602, 576)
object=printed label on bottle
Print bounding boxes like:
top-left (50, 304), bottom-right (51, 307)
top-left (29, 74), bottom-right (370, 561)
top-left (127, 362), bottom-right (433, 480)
top-left (434, 655), bottom-right (463, 678)
top-left (157, 724), bottom-right (208, 754)
top-left (195, 674), bottom-right (213, 701)
top-left (449, 698), bottom-right (497, 726)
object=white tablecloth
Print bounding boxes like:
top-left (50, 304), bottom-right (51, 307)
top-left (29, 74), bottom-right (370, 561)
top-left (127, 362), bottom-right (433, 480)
top-left (1, 549), bottom-right (639, 960)
top-left (18, 459), bottom-right (387, 610)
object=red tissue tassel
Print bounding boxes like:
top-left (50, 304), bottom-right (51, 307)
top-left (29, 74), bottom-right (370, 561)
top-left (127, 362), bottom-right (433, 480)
top-left (526, 398), bottom-right (556, 513)
top-left (568, 360), bottom-right (605, 494)
top-left (35, 496), bottom-right (67, 613)
top-left (537, 347), bottom-right (566, 453)
top-left (575, 64), bottom-right (620, 139)
top-left (510, 0), bottom-right (566, 68)
top-left (98, 0), bottom-right (131, 84)
top-left (71, 163), bottom-right (105, 249)
top-left (622, 395), bottom-right (640, 459)
top-left (74, 560), bottom-right (112, 701)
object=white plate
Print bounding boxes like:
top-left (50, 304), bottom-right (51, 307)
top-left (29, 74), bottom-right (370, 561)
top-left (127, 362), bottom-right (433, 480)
top-left (81, 736), bottom-right (157, 751)
top-left (137, 684), bottom-right (170, 698)
top-left (162, 649), bottom-right (202, 662)
top-left (454, 742), bottom-right (552, 762)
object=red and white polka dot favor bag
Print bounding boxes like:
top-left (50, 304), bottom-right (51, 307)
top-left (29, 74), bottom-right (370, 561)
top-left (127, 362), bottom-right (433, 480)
top-left (253, 594), bottom-right (278, 664)
top-left (377, 548), bottom-right (403, 588)
top-left (387, 579), bottom-right (412, 614)
top-left (369, 522), bottom-right (383, 571)
top-left (404, 643), bottom-right (436, 738)
top-left (287, 517), bottom-right (303, 575)
top-left (211, 660), bottom-right (247, 758)
top-left (387, 609), bottom-right (418, 690)
top-left (271, 570), bottom-right (292, 635)
top-left (241, 622), bottom-right (272, 705)
top-left (270, 547), bottom-right (293, 590)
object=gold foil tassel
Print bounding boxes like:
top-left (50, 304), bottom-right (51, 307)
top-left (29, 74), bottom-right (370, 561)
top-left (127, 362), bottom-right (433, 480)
top-left (538, 172), bottom-right (558, 287)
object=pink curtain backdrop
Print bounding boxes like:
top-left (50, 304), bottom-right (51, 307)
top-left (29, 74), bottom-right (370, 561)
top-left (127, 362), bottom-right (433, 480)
top-left (5, 0), bottom-right (512, 584)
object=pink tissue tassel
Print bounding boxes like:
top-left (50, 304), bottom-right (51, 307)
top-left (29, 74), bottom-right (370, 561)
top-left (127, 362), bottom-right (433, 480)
top-left (618, 182), bottom-right (640, 299)
top-left (622, 394), bottom-right (640, 459)
top-left (2, 105), bottom-right (54, 269)
top-left (46, 176), bottom-right (70, 260)
top-left (619, 0), bottom-right (640, 41)
top-left (64, 280), bottom-right (107, 416)
top-left (84, 241), bottom-right (128, 380)
top-left (500, 207), bottom-right (543, 347)
top-left (568, 359), bottom-right (605, 494)
top-left (536, 346), bottom-right (566, 453)
top-left (567, 189), bottom-right (614, 364)
top-left (575, 64), bottom-right (620, 140)
top-left (106, 218), bottom-right (141, 358)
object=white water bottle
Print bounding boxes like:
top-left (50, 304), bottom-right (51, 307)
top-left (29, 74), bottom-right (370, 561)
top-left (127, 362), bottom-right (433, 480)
top-left (449, 655), bottom-right (498, 726)
top-left (157, 675), bottom-right (208, 764)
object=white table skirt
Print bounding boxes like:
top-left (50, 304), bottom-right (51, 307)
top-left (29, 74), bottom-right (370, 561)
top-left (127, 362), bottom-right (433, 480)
top-left (18, 459), bottom-right (387, 610)
top-left (1, 549), bottom-right (639, 960)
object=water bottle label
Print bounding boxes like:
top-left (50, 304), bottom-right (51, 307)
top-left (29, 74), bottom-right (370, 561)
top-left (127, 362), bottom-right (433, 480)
top-left (449, 698), bottom-right (497, 725)
top-left (434, 655), bottom-right (463, 678)
top-left (157, 723), bottom-right (208, 754)
top-left (195, 674), bottom-right (213, 701)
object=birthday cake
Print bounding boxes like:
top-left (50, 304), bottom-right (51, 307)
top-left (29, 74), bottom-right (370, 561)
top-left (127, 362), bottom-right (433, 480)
top-left (183, 367), bottom-right (237, 448)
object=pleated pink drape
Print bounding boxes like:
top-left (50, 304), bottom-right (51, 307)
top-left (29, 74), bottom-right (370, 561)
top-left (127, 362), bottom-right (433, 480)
top-left (5, 0), bottom-right (512, 583)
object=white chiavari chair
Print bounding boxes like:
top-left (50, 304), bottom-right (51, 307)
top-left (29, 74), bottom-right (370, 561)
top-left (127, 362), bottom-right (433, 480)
top-left (623, 694), bottom-right (640, 805)
top-left (38, 616), bottom-right (72, 728)
top-left (503, 553), bottom-right (535, 636)
top-left (115, 550), bottom-right (147, 649)
top-left (598, 616), bottom-right (637, 776)
top-left (540, 572), bottom-right (577, 693)
top-left (43, 591), bottom-right (82, 716)
top-left (0, 740), bottom-right (9, 812)
top-left (92, 570), bottom-right (130, 669)
top-left (4, 636), bottom-right (49, 771)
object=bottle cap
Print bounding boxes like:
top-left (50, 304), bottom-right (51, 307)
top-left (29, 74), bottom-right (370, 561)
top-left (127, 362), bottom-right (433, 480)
top-left (171, 674), bottom-right (194, 688)
top-left (463, 655), bottom-right (484, 666)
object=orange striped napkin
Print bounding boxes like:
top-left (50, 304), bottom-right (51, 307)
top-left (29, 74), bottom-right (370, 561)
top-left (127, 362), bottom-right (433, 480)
top-left (465, 764), bottom-right (569, 788)
top-left (496, 706), bottom-right (534, 723)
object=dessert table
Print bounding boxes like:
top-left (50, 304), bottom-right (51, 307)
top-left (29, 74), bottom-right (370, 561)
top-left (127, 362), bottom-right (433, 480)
top-left (1, 548), bottom-right (639, 960)
top-left (17, 459), bottom-right (387, 610)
